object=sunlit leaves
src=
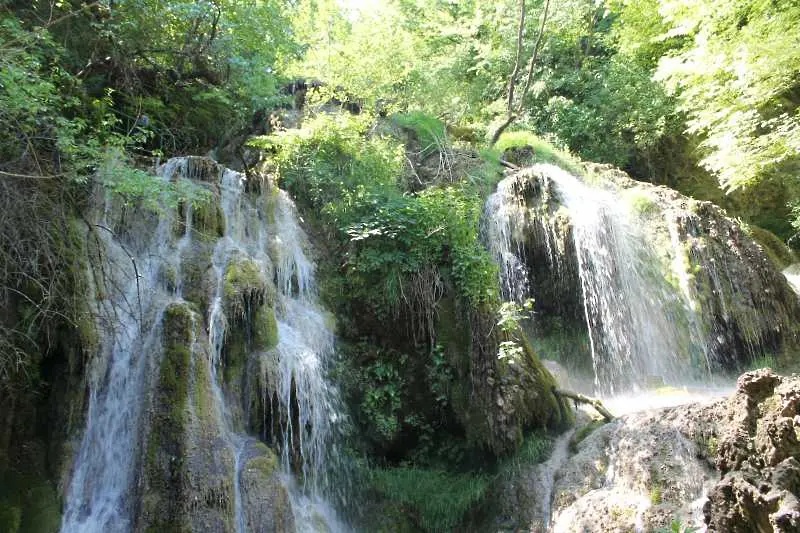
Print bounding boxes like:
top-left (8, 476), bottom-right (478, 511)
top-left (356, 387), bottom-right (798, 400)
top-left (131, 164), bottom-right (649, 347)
top-left (654, 0), bottom-right (800, 190)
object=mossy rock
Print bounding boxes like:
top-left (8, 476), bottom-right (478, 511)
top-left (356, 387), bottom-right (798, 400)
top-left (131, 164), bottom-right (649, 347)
top-left (179, 244), bottom-right (214, 310)
top-left (0, 504), bottom-right (21, 533)
top-left (141, 302), bottom-right (194, 532)
top-left (240, 441), bottom-right (295, 532)
top-left (173, 198), bottom-right (225, 242)
top-left (245, 442), bottom-right (278, 478)
top-left (0, 464), bottom-right (61, 533)
top-left (223, 327), bottom-right (247, 388)
top-left (745, 224), bottom-right (796, 269)
top-left (570, 419), bottom-right (606, 453)
top-left (223, 256), bottom-right (275, 323)
top-left (487, 329), bottom-right (573, 455)
top-left (253, 304), bottom-right (279, 351)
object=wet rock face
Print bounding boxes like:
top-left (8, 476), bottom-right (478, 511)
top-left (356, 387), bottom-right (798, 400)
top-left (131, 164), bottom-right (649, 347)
top-left (549, 406), bottom-right (717, 532)
top-left (500, 163), bottom-right (800, 374)
top-left (704, 370), bottom-right (800, 532)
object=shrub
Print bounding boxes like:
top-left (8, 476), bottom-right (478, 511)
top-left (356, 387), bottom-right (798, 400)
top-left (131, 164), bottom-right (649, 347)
top-left (393, 111), bottom-right (447, 157)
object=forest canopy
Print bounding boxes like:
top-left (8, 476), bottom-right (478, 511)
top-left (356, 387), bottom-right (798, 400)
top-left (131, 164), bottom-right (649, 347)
top-left (2, 0), bottom-right (797, 236)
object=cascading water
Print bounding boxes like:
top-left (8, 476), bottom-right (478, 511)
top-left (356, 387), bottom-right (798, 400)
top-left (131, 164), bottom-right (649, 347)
top-left (60, 170), bottom-right (179, 533)
top-left (483, 177), bottom-right (532, 302)
top-left (544, 167), bottom-right (697, 392)
top-left (269, 190), bottom-right (350, 532)
top-left (61, 157), bottom-right (349, 533)
top-left (201, 166), bottom-right (349, 531)
top-left (484, 164), bottom-right (707, 394)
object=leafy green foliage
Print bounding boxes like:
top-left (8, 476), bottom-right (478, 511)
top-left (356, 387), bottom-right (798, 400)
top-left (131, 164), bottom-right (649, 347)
top-left (359, 356), bottom-right (408, 443)
top-left (654, 0), bottom-right (800, 192)
top-left (369, 466), bottom-right (492, 533)
top-left (263, 113), bottom-right (498, 311)
top-left (258, 113), bottom-right (403, 211)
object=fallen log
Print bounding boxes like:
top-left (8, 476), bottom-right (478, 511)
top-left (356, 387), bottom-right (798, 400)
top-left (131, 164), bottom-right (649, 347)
top-left (553, 388), bottom-right (615, 422)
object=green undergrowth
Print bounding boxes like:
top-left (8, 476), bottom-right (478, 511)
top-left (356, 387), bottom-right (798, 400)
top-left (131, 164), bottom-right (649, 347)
top-left (499, 430), bottom-right (553, 474)
top-left (392, 111), bottom-right (447, 157)
top-left (367, 466), bottom-right (492, 533)
top-left (253, 113), bottom-right (499, 312)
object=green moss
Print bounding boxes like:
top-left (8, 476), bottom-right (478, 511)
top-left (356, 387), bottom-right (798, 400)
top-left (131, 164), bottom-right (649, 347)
top-left (253, 304), bottom-right (279, 350)
top-left (0, 465), bottom-right (61, 533)
top-left (516, 330), bottom-right (574, 431)
top-left (623, 189), bottom-right (660, 217)
top-left (569, 419), bottom-right (605, 453)
top-left (0, 504), bottom-right (21, 533)
top-left (191, 199), bottom-right (225, 239)
top-left (192, 352), bottom-right (215, 431)
top-left (223, 328), bottom-right (247, 387)
top-left (223, 257), bottom-right (273, 322)
top-left (179, 245), bottom-right (212, 310)
top-left (20, 484), bottom-right (61, 533)
top-left (247, 443), bottom-right (279, 478)
top-left (142, 302), bottom-right (193, 532)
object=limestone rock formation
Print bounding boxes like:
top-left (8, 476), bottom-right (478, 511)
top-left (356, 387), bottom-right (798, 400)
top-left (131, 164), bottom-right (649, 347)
top-left (495, 370), bottom-right (800, 532)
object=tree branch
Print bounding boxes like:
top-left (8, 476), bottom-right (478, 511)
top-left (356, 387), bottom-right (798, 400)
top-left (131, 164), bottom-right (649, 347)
top-left (553, 387), bottom-right (615, 421)
top-left (490, 0), bottom-right (552, 146)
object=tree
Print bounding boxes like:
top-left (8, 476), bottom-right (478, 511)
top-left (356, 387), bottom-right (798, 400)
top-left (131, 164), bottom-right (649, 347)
top-left (489, 0), bottom-right (551, 145)
top-left (654, 0), bottom-right (800, 193)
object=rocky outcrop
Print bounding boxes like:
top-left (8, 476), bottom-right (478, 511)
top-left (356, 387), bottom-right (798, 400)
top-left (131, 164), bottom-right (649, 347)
top-left (495, 370), bottom-right (800, 532)
top-left (704, 370), bottom-right (800, 532)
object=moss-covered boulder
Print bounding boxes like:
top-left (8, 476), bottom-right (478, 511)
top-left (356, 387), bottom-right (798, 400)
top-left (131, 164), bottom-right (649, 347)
top-left (177, 244), bottom-right (215, 311)
top-left (223, 255), bottom-right (275, 324)
top-left (140, 302), bottom-right (194, 532)
top-left (240, 441), bottom-right (295, 533)
top-left (455, 305), bottom-right (571, 456)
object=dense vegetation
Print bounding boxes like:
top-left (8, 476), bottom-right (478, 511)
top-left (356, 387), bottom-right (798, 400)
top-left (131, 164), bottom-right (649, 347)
top-left (1, 0), bottom-right (799, 531)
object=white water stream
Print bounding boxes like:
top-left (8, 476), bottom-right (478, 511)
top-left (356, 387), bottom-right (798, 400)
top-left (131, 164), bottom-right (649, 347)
top-left (484, 164), bottom-right (714, 394)
top-left (60, 172), bottom-right (178, 532)
top-left (61, 158), bottom-right (349, 533)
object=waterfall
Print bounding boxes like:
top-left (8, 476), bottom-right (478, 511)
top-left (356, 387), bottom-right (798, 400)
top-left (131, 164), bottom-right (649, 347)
top-left (483, 177), bottom-right (532, 302)
top-left (60, 174), bottom-right (178, 532)
top-left (270, 190), bottom-right (350, 532)
top-left (61, 157), bottom-right (349, 533)
top-left (483, 164), bottom-right (706, 394)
